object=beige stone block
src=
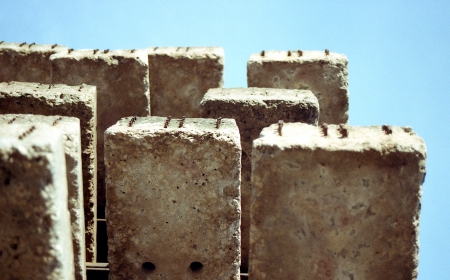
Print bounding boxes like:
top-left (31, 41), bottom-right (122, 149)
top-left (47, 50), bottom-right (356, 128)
top-left (0, 114), bottom-right (86, 280)
top-left (250, 123), bottom-right (427, 279)
top-left (0, 82), bottom-right (97, 262)
top-left (105, 116), bottom-right (241, 279)
top-left (0, 124), bottom-right (74, 280)
top-left (247, 50), bottom-right (349, 124)
top-left (148, 47), bottom-right (224, 118)
top-left (0, 41), bottom-right (67, 84)
top-left (200, 87), bottom-right (319, 267)
top-left (50, 49), bottom-right (150, 217)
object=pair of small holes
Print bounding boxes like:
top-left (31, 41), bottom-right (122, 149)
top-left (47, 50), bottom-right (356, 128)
top-left (141, 262), bottom-right (203, 273)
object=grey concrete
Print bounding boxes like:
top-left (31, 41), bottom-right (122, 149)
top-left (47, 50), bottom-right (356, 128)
top-left (0, 124), bottom-right (74, 280)
top-left (105, 116), bottom-right (241, 280)
top-left (200, 87), bottom-right (319, 267)
top-left (0, 81), bottom-right (97, 262)
top-left (250, 123), bottom-right (427, 280)
top-left (148, 47), bottom-right (224, 118)
top-left (247, 50), bottom-right (349, 124)
top-left (0, 114), bottom-right (86, 280)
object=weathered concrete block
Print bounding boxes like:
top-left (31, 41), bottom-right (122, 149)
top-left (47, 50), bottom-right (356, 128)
top-left (50, 49), bottom-right (150, 216)
top-left (200, 87), bottom-right (318, 267)
top-left (0, 124), bottom-right (74, 280)
top-left (0, 81), bottom-right (97, 262)
top-left (105, 116), bottom-right (241, 279)
top-left (0, 114), bottom-right (86, 280)
top-left (0, 41), bottom-right (67, 84)
top-left (250, 123), bottom-right (426, 279)
top-left (148, 47), bottom-right (224, 118)
top-left (247, 50), bottom-right (349, 124)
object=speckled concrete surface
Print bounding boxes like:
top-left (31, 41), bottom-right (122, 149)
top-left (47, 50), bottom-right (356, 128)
top-left (247, 50), bottom-right (349, 124)
top-left (250, 123), bottom-right (426, 280)
top-left (50, 49), bottom-right (150, 228)
top-left (0, 124), bottom-right (74, 280)
top-left (0, 114), bottom-right (86, 280)
top-left (105, 116), bottom-right (241, 279)
top-left (0, 81), bottom-right (97, 262)
top-left (148, 47), bottom-right (223, 118)
top-left (200, 87), bottom-right (319, 267)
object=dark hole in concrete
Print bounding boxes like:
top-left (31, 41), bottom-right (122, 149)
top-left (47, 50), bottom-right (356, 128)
top-left (190, 261), bottom-right (203, 272)
top-left (142, 262), bottom-right (155, 272)
top-left (4, 177), bottom-right (10, 185)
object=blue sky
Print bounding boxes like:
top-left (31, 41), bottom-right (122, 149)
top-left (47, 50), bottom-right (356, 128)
top-left (1, 0), bottom-right (449, 278)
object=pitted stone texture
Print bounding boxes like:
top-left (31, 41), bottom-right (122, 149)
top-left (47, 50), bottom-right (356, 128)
top-left (200, 87), bottom-right (318, 267)
top-left (250, 123), bottom-right (426, 280)
top-left (0, 124), bottom-right (74, 280)
top-left (0, 114), bottom-right (86, 280)
top-left (0, 82), bottom-right (97, 262)
top-left (50, 49), bottom-right (150, 217)
top-left (247, 50), bottom-right (349, 124)
top-left (148, 47), bottom-right (224, 118)
top-left (0, 42), bottom-right (67, 84)
top-left (105, 117), bottom-right (241, 280)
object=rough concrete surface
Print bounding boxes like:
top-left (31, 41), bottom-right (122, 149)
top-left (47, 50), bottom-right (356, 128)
top-left (247, 50), bottom-right (349, 124)
top-left (50, 49), bottom-right (150, 218)
top-left (0, 81), bottom-right (97, 262)
top-left (105, 116), bottom-right (241, 279)
top-left (0, 124), bottom-right (74, 280)
top-left (250, 123), bottom-right (427, 280)
top-left (0, 114), bottom-right (86, 280)
top-left (0, 41), bottom-right (67, 84)
top-left (200, 87), bottom-right (319, 268)
top-left (148, 47), bottom-right (224, 118)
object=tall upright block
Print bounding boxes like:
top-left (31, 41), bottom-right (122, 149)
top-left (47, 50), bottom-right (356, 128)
top-left (0, 124), bottom-right (74, 280)
top-left (0, 114), bottom-right (86, 280)
top-left (148, 47), bottom-right (224, 117)
top-left (0, 81), bottom-right (97, 262)
top-left (247, 50), bottom-right (349, 124)
top-left (0, 42), bottom-right (67, 83)
top-left (200, 87), bottom-right (319, 267)
top-left (50, 49), bottom-right (150, 216)
top-left (250, 123), bottom-right (426, 279)
top-left (105, 117), bottom-right (241, 279)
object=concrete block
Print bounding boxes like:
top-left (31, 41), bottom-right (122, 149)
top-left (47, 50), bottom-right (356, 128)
top-left (250, 123), bottom-right (427, 279)
top-left (0, 41), bottom-right (67, 84)
top-left (148, 47), bottom-right (224, 118)
top-left (200, 87), bottom-right (319, 267)
top-left (105, 116), bottom-right (241, 279)
top-left (247, 50), bottom-right (349, 124)
top-left (0, 81), bottom-right (97, 262)
top-left (0, 114), bottom-right (86, 280)
top-left (0, 124), bottom-right (74, 280)
top-left (50, 49), bottom-right (150, 216)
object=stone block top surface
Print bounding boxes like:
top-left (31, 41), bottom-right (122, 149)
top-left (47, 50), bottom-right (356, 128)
top-left (0, 41), bottom-right (67, 53)
top-left (248, 50), bottom-right (347, 64)
top-left (50, 48), bottom-right (148, 67)
top-left (148, 46), bottom-right (224, 60)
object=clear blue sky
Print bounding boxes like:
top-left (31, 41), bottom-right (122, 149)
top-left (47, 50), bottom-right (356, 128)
top-left (1, 1), bottom-right (449, 278)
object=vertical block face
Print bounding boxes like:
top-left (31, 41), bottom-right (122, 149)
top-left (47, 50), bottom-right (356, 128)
top-left (148, 47), bottom-right (224, 118)
top-left (105, 117), bottom-right (241, 279)
top-left (200, 87), bottom-right (319, 267)
top-left (0, 114), bottom-right (86, 280)
top-left (250, 123), bottom-right (426, 279)
top-left (247, 50), bottom-right (349, 124)
top-left (51, 49), bottom-right (150, 215)
top-left (0, 124), bottom-right (74, 280)
top-left (0, 82), bottom-right (97, 262)
top-left (0, 42), bottom-right (67, 84)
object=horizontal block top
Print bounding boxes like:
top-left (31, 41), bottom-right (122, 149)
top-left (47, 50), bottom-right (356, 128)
top-left (148, 46), bottom-right (224, 59)
top-left (0, 123), bottom-right (63, 147)
top-left (50, 49), bottom-right (148, 65)
top-left (107, 116), bottom-right (239, 137)
top-left (202, 87), bottom-right (318, 105)
top-left (255, 123), bottom-right (426, 156)
top-left (0, 114), bottom-right (80, 135)
top-left (248, 50), bottom-right (348, 64)
top-left (0, 81), bottom-right (96, 103)
top-left (0, 42), bottom-right (67, 53)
